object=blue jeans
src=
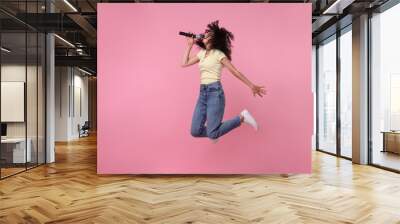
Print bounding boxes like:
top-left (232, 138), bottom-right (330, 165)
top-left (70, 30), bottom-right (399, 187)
top-left (190, 81), bottom-right (241, 139)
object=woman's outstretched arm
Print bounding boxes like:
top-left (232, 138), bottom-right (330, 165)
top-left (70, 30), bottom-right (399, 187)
top-left (181, 37), bottom-right (200, 67)
top-left (221, 58), bottom-right (266, 97)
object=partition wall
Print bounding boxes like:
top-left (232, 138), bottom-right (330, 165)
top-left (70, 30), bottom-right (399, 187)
top-left (0, 1), bottom-right (47, 179)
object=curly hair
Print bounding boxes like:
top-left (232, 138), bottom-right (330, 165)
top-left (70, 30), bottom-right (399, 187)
top-left (195, 20), bottom-right (234, 61)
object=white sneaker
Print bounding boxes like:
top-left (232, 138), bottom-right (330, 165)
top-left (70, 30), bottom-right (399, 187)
top-left (240, 109), bottom-right (258, 131)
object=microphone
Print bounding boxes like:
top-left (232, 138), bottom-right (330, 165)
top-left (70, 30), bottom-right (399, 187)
top-left (179, 31), bottom-right (205, 39)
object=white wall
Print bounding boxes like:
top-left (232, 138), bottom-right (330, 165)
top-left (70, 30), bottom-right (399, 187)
top-left (55, 67), bottom-right (89, 141)
top-left (71, 72), bottom-right (89, 138)
top-left (55, 66), bottom-right (69, 141)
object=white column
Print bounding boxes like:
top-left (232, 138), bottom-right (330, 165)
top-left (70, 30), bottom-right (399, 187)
top-left (46, 1), bottom-right (55, 163)
top-left (352, 14), bottom-right (369, 164)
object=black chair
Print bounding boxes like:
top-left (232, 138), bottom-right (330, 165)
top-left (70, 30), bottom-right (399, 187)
top-left (78, 121), bottom-right (90, 138)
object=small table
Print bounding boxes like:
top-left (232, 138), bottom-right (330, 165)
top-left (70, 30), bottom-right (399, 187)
top-left (1, 138), bottom-right (32, 164)
top-left (381, 131), bottom-right (400, 154)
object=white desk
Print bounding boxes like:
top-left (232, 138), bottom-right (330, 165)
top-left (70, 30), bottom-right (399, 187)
top-left (1, 138), bottom-right (32, 163)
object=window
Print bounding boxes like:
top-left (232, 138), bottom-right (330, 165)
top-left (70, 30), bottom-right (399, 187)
top-left (317, 35), bottom-right (337, 154)
top-left (339, 27), bottom-right (352, 158)
top-left (371, 3), bottom-right (400, 171)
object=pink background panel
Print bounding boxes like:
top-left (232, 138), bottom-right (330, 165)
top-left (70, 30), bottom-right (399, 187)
top-left (97, 3), bottom-right (312, 174)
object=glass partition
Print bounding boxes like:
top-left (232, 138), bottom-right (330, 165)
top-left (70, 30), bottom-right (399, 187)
top-left (27, 30), bottom-right (38, 169)
top-left (38, 32), bottom-right (45, 165)
top-left (0, 1), bottom-right (46, 179)
top-left (1, 31), bottom-right (28, 177)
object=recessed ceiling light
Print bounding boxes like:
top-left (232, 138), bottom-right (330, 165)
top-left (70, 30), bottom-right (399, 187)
top-left (63, 0), bottom-right (78, 12)
top-left (54, 34), bottom-right (75, 48)
top-left (78, 67), bottom-right (93, 76)
top-left (1, 47), bottom-right (11, 53)
top-left (322, 0), bottom-right (354, 15)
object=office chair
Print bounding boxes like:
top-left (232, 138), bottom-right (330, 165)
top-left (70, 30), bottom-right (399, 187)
top-left (78, 121), bottom-right (90, 138)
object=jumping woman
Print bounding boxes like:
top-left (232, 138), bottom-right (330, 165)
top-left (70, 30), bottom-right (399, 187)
top-left (181, 20), bottom-right (266, 142)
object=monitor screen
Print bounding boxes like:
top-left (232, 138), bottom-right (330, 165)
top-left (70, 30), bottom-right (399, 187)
top-left (1, 123), bottom-right (7, 137)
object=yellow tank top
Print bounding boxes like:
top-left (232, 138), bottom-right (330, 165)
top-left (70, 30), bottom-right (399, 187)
top-left (196, 49), bottom-right (227, 85)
